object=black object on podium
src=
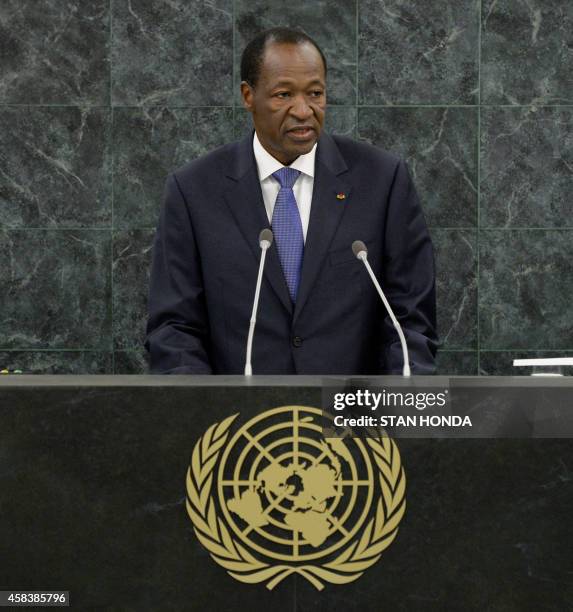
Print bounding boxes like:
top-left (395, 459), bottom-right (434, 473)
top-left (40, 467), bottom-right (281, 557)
top-left (0, 375), bottom-right (572, 610)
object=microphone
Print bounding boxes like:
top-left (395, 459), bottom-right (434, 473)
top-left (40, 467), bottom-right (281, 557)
top-left (352, 240), bottom-right (411, 377)
top-left (245, 229), bottom-right (274, 376)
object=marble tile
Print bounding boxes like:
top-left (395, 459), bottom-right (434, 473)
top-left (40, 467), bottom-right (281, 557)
top-left (358, 107), bottom-right (478, 228)
top-left (113, 230), bottom-right (154, 350)
top-left (359, 0), bottom-right (479, 104)
top-left (234, 106), bottom-right (357, 141)
top-left (112, 0), bottom-right (233, 106)
top-left (0, 352), bottom-right (111, 374)
top-left (235, 0), bottom-right (356, 105)
top-left (113, 107), bottom-right (234, 229)
top-left (325, 106), bottom-right (358, 139)
top-left (0, 230), bottom-right (111, 349)
top-left (480, 107), bottom-right (573, 228)
top-left (234, 108), bottom-right (254, 140)
top-left (481, 0), bottom-right (573, 105)
top-left (479, 230), bottom-right (573, 350)
top-left (432, 229), bottom-right (478, 350)
top-left (0, 107), bottom-right (112, 228)
top-left (114, 350), bottom-right (149, 374)
top-left (0, 0), bottom-right (109, 104)
top-left (480, 351), bottom-right (573, 376)
top-left (436, 351), bottom-right (478, 376)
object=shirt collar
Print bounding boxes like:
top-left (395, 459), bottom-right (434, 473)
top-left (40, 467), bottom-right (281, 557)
top-left (253, 131), bottom-right (316, 182)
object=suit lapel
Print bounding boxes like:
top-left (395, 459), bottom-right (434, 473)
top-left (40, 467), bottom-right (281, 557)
top-left (294, 133), bottom-right (351, 324)
top-left (222, 134), bottom-right (293, 316)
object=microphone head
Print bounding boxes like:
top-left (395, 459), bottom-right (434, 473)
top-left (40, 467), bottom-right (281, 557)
top-left (259, 228), bottom-right (274, 249)
top-left (352, 240), bottom-right (367, 259)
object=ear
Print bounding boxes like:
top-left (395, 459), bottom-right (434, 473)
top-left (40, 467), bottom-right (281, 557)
top-left (240, 81), bottom-right (254, 111)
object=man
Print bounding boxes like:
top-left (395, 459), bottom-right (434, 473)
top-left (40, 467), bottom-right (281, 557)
top-left (145, 28), bottom-right (437, 375)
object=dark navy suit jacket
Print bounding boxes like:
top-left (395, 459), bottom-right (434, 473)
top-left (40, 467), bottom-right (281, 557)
top-left (145, 131), bottom-right (438, 374)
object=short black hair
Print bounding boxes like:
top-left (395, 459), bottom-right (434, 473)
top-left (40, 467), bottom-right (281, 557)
top-left (240, 27), bottom-right (327, 87)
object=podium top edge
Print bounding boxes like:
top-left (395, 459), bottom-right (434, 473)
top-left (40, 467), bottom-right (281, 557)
top-left (0, 375), bottom-right (572, 388)
top-left (0, 374), bottom-right (441, 387)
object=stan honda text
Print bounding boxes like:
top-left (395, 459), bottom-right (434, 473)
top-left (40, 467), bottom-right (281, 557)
top-left (334, 415), bottom-right (472, 427)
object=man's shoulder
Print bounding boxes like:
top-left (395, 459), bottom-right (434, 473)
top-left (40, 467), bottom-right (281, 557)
top-left (329, 134), bottom-right (401, 169)
top-left (171, 139), bottom-right (243, 185)
top-left (169, 133), bottom-right (403, 186)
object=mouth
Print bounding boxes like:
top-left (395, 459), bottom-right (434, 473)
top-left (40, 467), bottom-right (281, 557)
top-left (286, 126), bottom-right (316, 142)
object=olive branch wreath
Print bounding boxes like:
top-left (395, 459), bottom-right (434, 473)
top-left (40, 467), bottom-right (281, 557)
top-left (185, 413), bottom-right (406, 591)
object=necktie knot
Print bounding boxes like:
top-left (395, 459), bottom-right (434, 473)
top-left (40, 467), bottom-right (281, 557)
top-left (272, 167), bottom-right (301, 189)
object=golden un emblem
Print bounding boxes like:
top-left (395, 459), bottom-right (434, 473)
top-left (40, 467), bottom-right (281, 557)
top-left (185, 406), bottom-right (406, 590)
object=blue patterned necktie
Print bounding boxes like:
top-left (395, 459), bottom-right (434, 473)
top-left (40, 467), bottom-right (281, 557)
top-left (271, 167), bottom-right (304, 303)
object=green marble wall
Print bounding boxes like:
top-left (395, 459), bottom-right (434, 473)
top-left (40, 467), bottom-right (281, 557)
top-left (0, 1), bottom-right (572, 375)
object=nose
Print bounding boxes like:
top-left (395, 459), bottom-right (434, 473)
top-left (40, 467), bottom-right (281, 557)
top-left (289, 94), bottom-right (313, 120)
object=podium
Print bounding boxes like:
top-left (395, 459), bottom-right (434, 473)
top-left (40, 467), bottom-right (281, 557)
top-left (1, 376), bottom-right (572, 610)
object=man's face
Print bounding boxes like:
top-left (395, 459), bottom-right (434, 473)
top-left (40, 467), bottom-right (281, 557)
top-left (241, 41), bottom-right (326, 166)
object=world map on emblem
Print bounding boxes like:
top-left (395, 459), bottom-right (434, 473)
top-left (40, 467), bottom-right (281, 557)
top-left (227, 438), bottom-right (352, 547)
top-left (217, 406), bottom-right (375, 562)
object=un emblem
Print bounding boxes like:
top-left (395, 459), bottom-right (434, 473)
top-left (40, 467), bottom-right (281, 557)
top-left (185, 406), bottom-right (405, 590)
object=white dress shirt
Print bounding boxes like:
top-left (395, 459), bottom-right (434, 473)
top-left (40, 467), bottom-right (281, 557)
top-left (253, 131), bottom-right (316, 243)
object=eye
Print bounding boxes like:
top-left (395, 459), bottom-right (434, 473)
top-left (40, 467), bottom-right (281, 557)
top-left (274, 91), bottom-right (291, 99)
top-left (310, 90), bottom-right (324, 97)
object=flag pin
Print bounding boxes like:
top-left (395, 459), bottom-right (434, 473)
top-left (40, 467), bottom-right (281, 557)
top-left (336, 192), bottom-right (346, 200)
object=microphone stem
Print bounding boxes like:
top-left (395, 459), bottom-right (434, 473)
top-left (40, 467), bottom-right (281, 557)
top-left (245, 246), bottom-right (268, 376)
top-left (360, 255), bottom-right (411, 377)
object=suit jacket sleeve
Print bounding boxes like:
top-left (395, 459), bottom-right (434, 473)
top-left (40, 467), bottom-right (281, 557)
top-left (380, 159), bottom-right (438, 374)
top-left (144, 173), bottom-right (212, 374)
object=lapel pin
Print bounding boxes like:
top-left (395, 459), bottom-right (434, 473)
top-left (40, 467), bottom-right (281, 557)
top-left (336, 192), bottom-right (346, 200)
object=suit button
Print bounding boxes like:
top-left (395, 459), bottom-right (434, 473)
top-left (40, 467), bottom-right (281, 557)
top-left (292, 336), bottom-right (303, 348)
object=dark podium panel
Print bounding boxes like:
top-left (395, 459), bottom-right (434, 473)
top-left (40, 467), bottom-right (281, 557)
top-left (0, 376), bottom-right (572, 610)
